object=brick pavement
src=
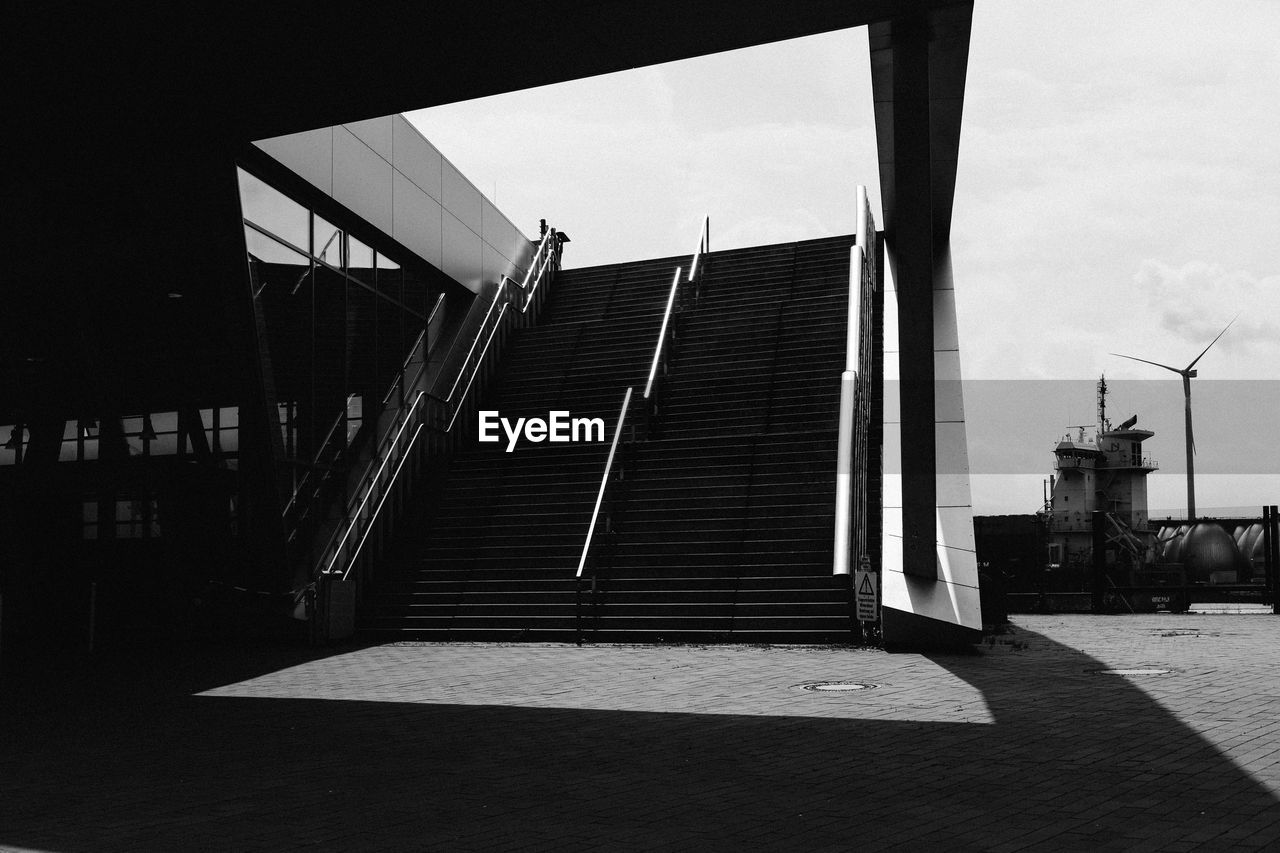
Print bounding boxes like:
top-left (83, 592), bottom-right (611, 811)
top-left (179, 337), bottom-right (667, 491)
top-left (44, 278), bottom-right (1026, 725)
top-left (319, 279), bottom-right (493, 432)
top-left (2, 613), bottom-right (1279, 851)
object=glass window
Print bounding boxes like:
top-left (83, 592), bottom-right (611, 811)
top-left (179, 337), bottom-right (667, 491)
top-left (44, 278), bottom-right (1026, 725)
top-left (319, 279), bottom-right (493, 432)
top-left (238, 168), bottom-right (309, 250)
top-left (277, 402), bottom-right (296, 458)
top-left (313, 214), bottom-right (343, 269)
top-left (149, 411), bottom-right (179, 456)
top-left (245, 227), bottom-right (312, 303)
top-left (59, 422), bottom-right (78, 462)
top-left (83, 501), bottom-right (98, 539)
top-left (122, 416), bottom-right (146, 457)
top-left (79, 420), bottom-right (99, 462)
top-left (152, 411), bottom-right (178, 433)
top-left (347, 282), bottom-right (377, 398)
top-left (244, 226), bottom-right (310, 266)
top-left (402, 268), bottom-right (429, 319)
top-left (201, 408), bottom-right (216, 450)
top-left (115, 499), bottom-right (159, 539)
top-left (348, 235), bottom-right (376, 288)
top-left (346, 395), bottom-right (363, 443)
top-left (117, 500), bottom-right (140, 539)
top-left (0, 425), bottom-right (17, 466)
top-left (377, 291), bottom-right (405, 383)
top-left (209, 407), bottom-right (239, 455)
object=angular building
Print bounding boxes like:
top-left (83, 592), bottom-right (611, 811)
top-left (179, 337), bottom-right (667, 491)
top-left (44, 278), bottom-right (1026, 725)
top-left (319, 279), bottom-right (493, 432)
top-left (5, 1), bottom-right (983, 651)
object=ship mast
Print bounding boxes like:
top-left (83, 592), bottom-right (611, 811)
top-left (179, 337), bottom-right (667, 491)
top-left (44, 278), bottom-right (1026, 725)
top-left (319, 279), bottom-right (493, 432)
top-left (1097, 374), bottom-right (1110, 433)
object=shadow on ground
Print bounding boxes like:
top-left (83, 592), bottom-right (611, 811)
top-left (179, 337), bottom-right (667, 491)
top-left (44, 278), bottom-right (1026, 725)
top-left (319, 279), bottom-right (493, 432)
top-left (2, 628), bottom-right (1277, 852)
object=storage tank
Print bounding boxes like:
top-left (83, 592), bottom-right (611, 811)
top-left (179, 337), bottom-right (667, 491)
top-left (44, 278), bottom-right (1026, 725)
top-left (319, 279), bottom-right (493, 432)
top-left (1160, 524), bottom-right (1189, 563)
top-left (1239, 523), bottom-right (1264, 561)
top-left (1242, 525), bottom-right (1267, 580)
top-left (1181, 523), bottom-right (1249, 584)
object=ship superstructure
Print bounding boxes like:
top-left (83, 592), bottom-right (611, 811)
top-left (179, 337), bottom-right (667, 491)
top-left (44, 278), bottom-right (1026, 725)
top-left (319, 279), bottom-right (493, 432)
top-left (1044, 377), bottom-right (1158, 570)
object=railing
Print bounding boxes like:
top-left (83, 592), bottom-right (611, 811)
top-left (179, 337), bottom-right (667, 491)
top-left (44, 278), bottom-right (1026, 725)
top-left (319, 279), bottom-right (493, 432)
top-left (383, 294), bottom-right (446, 409)
top-left (573, 217), bottom-right (708, 640)
top-left (440, 286), bottom-right (510, 433)
top-left (516, 229), bottom-right (558, 314)
top-left (282, 294), bottom-right (446, 544)
top-left (280, 393), bottom-right (357, 542)
top-left (299, 228), bottom-right (562, 632)
top-left (642, 216), bottom-right (709, 432)
top-left (325, 391), bottom-right (428, 580)
top-left (575, 386), bottom-right (635, 642)
top-left (834, 186), bottom-right (876, 577)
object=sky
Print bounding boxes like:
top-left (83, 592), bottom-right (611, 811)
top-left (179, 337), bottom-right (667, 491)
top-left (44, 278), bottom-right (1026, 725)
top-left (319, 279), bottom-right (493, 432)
top-left (407, 0), bottom-right (1280, 516)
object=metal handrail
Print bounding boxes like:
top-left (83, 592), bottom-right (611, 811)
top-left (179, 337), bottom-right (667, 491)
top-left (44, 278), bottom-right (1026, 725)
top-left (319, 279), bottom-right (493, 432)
top-left (285, 291), bottom-right (447, 525)
top-left (687, 216), bottom-right (709, 286)
top-left (315, 275), bottom-right (508, 578)
top-left (644, 267), bottom-right (683, 401)
top-left (382, 292), bottom-right (445, 408)
top-left (643, 217), bottom-right (709, 407)
top-left (281, 394), bottom-right (355, 522)
top-left (520, 231), bottom-right (553, 290)
top-left (335, 397), bottom-right (428, 580)
top-left (311, 226), bottom-right (562, 586)
top-left (443, 285), bottom-right (507, 404)
top-left (321, 390), bottom-right (426, 577)
top-left (518, 231), bottom-right (555, 313)
top-left (382, 329), bottom-right (428, 408)
top-left (577, 386), bottom-right (634, 578)
top-left (445, 302), bottom-right (509, 433)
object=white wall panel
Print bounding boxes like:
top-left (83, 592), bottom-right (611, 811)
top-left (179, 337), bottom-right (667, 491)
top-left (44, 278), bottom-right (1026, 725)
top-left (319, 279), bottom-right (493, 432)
top-left (344, 117), bottom-right (393, 161)
top-left (441, 159), bottom-right (482, 235)
top-left (441, 211), bottom-right (482, 294)
top-left (938, 506), bottom-right (978, 555)
top-left (253, 127), bottom-right (333, 195)
top-left (883, 564), bottom-right (983, 630)
top-left (392, 115), bottom-right (442, 202)
top-left (392, 171), bottom-right (443, 269)
top-left (936, 472), bottom-right (973, 510)
top-left (333, 127), bottom-right (393, 236)
top-left (482, 244), bottom-right (510, 292)
top-left (482, 198), bottom-right (531, 277)
top-left (256, 114), bottom-right (532, 298)
top-left (881, 245), bottom-right (982, 641)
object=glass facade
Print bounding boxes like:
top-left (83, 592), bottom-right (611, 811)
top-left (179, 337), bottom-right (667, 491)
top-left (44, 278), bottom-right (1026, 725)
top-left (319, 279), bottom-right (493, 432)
top-left (236, 166), bottom-right (439, 507)
top-left (0, 409), bottom-right (236, 467)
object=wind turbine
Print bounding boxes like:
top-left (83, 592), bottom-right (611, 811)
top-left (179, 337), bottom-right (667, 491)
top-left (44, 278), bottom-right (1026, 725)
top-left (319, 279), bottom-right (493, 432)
top-left (1110, 317), bottom-right (1236, 523)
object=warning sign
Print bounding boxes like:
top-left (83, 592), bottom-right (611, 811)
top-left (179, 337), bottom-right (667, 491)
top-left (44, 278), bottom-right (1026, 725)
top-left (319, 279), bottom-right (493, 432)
top-left (855, 567), bottom-right (878, 622)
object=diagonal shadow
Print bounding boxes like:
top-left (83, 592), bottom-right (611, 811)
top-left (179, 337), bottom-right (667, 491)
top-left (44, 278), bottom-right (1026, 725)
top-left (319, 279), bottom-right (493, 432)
top-left (1, 629), bottom-right (1277, 852)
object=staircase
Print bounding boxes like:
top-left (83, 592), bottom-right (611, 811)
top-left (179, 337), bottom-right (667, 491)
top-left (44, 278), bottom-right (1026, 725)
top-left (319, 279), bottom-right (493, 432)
top-left (360, 235), bottom-right (857, 642)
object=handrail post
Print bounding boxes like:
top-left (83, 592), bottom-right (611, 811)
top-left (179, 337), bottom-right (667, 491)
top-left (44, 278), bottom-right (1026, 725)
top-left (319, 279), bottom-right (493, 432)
top-left (575, 575), bottom-right (584, 645)
top-left (577, 387), bottom-right (634, 579)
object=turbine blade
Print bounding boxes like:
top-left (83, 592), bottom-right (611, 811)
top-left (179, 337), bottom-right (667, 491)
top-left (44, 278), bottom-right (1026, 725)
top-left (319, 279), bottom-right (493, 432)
top-left (1109, 352), bottom-right (1184, 375)
top-left (1186, 315), bottom-right (1238, 371)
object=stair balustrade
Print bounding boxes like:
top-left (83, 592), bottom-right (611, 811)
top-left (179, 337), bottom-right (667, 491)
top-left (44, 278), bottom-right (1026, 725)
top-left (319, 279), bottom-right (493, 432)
top-left (575, 386), bottom-right (636, 641)
top-left (642, 216), bottom-right (709, 434)
top-left (362, 234), bottom-right (858, 642)
top-left (575, 217), bottom-right (707, 639)
top-left (295, 228), bottom-right (563, 637)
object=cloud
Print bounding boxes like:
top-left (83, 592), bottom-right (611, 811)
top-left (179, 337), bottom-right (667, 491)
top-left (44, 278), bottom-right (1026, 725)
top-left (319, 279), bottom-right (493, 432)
top-left (1133, 259), bottom-right (1280, 355)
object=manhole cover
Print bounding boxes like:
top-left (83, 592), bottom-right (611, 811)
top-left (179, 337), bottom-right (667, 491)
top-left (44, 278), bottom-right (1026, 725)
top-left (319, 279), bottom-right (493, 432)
top-left (1089, 668), bottom-right (1175, 676)
top-left (794, 681), bottom-right (878, 692)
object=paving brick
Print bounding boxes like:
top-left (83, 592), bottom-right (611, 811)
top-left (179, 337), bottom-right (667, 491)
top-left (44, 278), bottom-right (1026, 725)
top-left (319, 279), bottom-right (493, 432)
top-left (2, 613), bottom-right (1279, 850)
